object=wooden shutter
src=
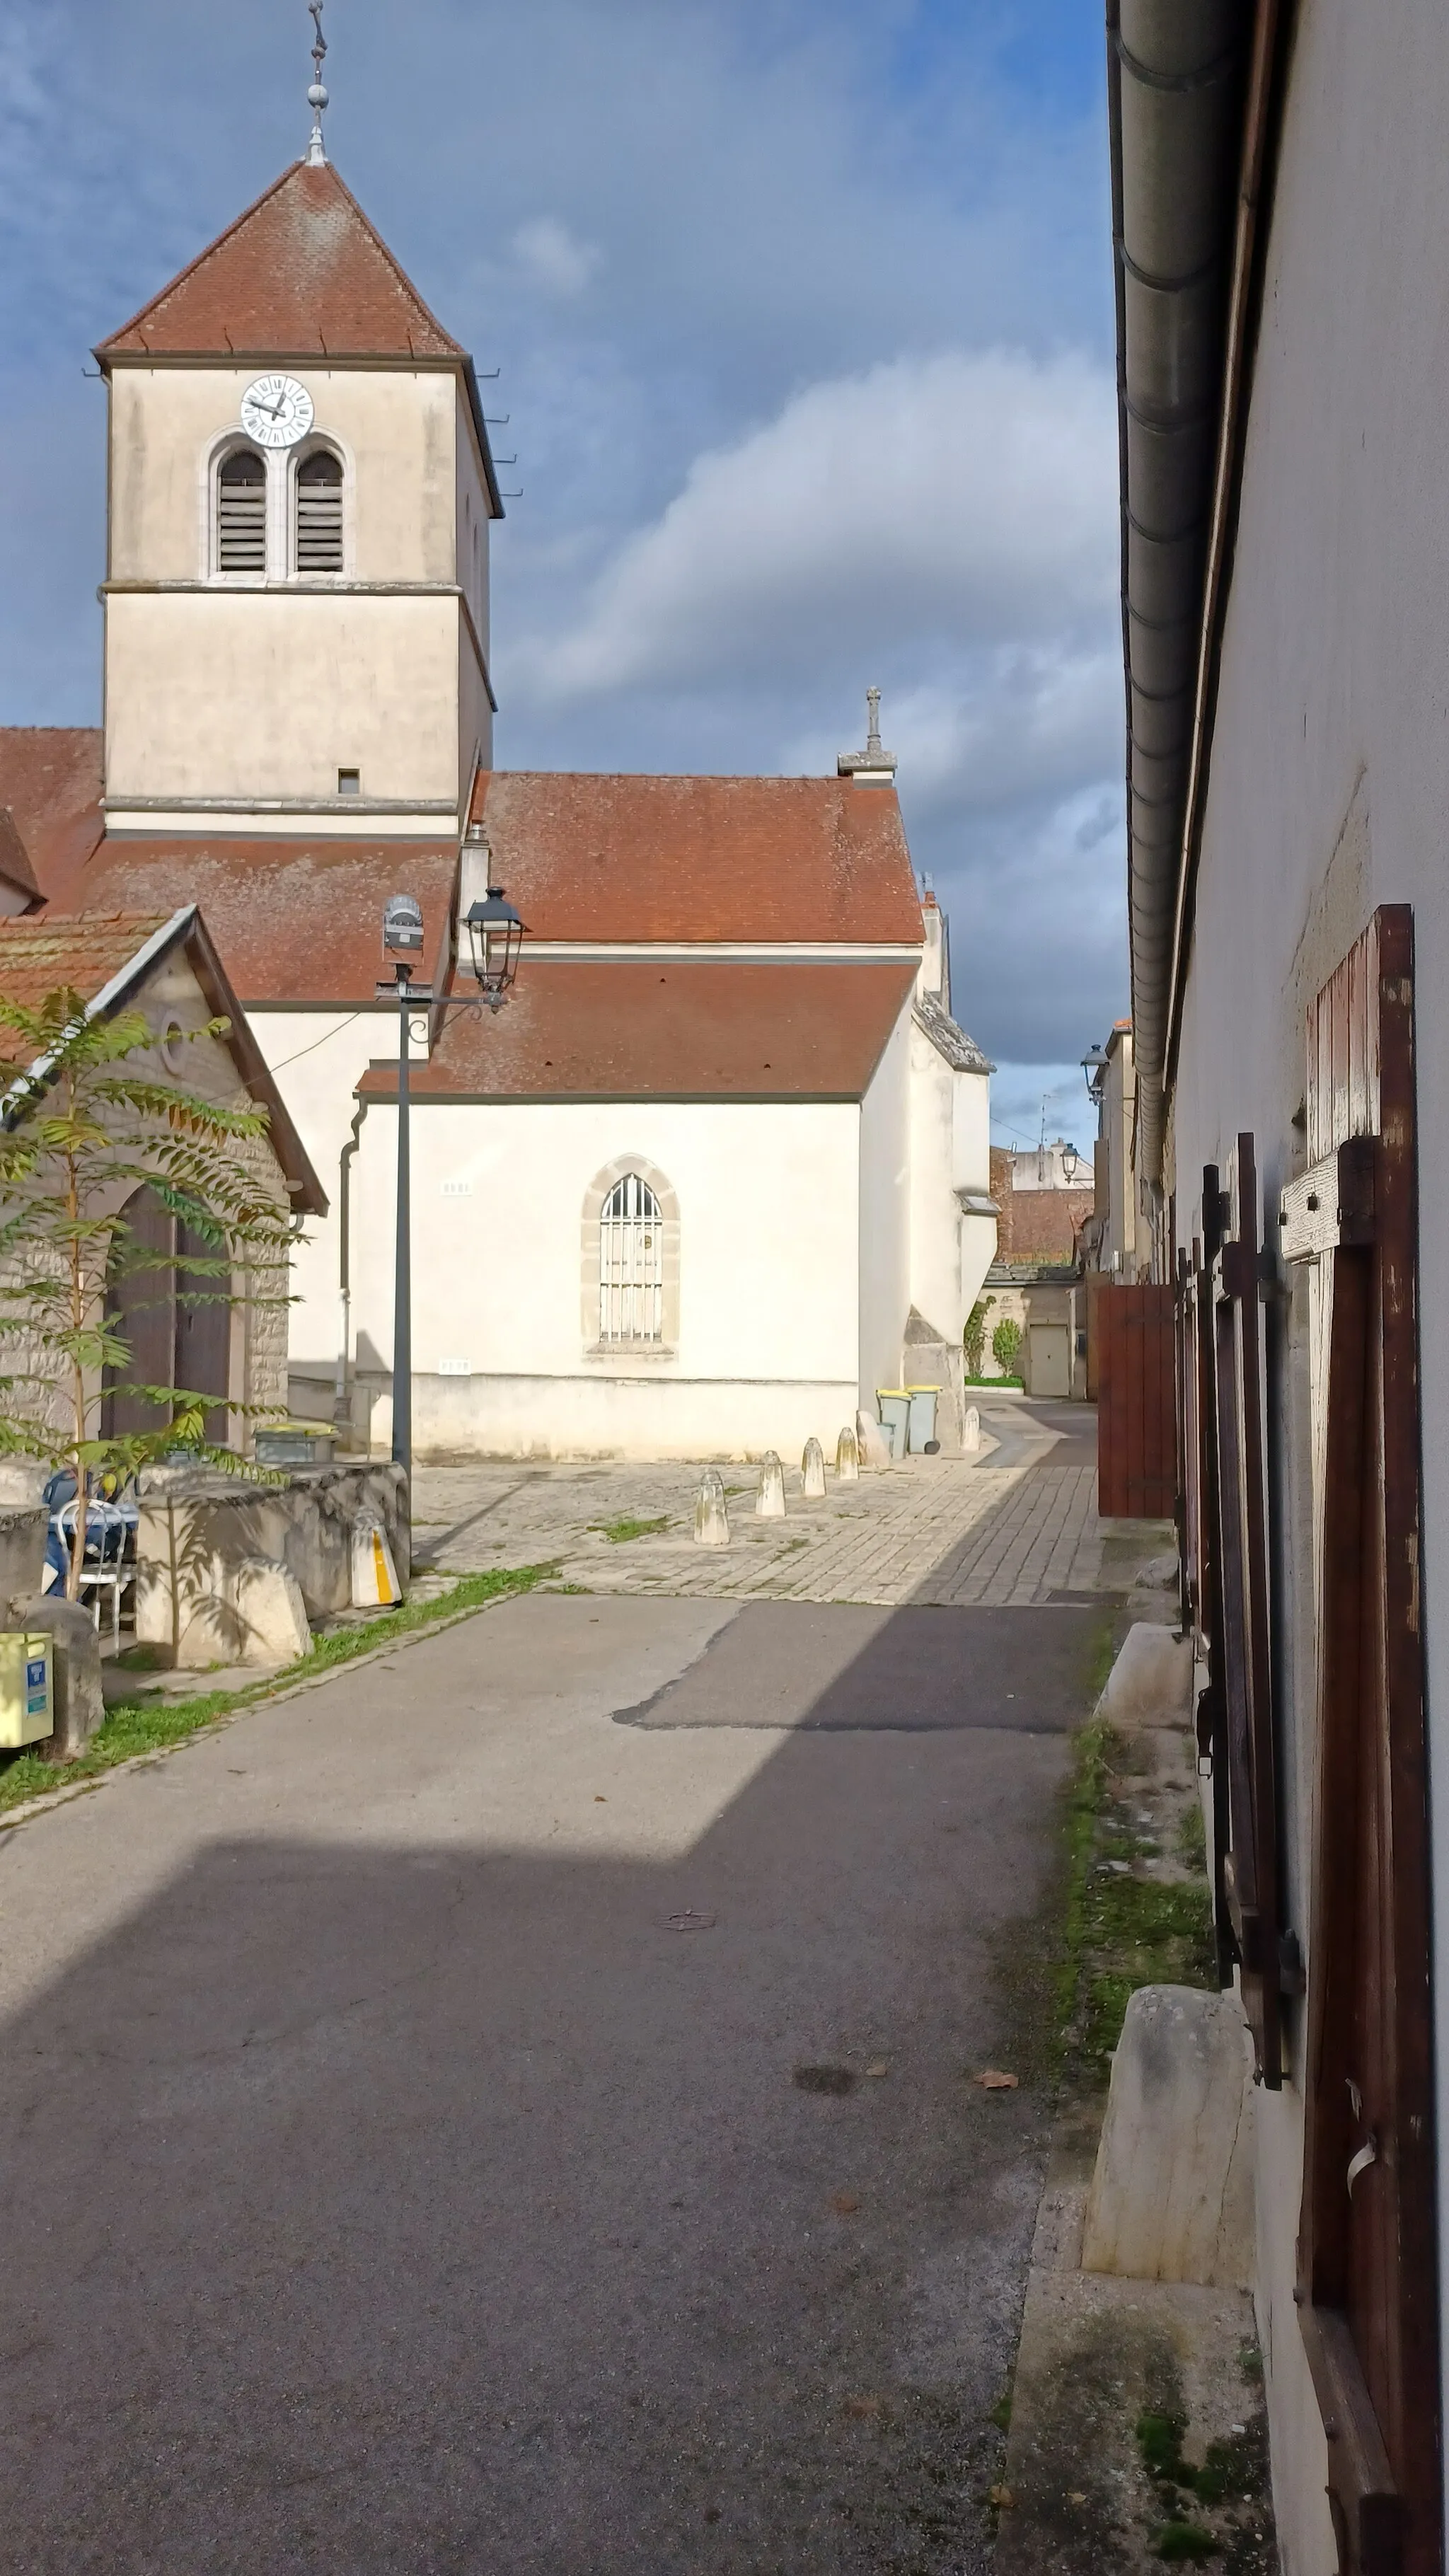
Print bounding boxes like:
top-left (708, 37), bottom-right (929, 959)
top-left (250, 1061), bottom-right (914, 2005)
top-left (1097, 1282), bottom-right (1177, 1518)
top-left (1283, 908), bottom-right (1439, 2575)
top-left (1208, 1131), bottom-right (1284, 2088)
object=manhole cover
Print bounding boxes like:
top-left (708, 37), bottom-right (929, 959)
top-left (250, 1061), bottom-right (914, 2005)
top-left (665, 1909), bottom-right (717, 1931)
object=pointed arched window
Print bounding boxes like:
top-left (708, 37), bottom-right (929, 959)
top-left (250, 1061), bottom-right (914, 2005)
top-left (296, 449), bottom-right (343, 572)
top-left (599, 1173), bottom-right (664, 1344)
top-left (217, 447), bottom-right (267, 572)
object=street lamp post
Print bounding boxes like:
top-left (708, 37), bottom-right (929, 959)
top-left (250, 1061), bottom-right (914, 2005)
top-left (376, 858), bottom-right (526, 1474)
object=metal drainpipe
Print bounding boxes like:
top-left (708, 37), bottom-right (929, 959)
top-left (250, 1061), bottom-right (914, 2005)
top-left (1112, 0), bottom-right (1246, 1181)
top-left (335, 1099), bottom-right (367, 1431)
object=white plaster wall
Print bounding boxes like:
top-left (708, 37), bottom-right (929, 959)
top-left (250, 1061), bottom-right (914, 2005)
top-left (907, 1020), bottom-right (959, 1345)
top-left (858, 1004), bottom-right (911, 1404)
top-left (108, 366), bottom-right (461, 584)
top-left (105, 591), bottom-right (461, 806)
top-left (247, 1009), bottom-right (395, 1400)
top-left (1163, 5), bottom-right (1449, 2560)
top-left (344, 1096), bottom-right (863, 1460)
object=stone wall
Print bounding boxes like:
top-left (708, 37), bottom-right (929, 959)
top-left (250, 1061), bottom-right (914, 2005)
top-left (135, 1460), bottom-right (409, 1668)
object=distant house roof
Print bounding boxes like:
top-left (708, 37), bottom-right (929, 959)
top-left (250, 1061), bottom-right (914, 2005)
top-left (0, 730), bottom-right (103, 911)
top-left (913, 991), bottom-right (994, 1075)
top-left (66, 836), bottom-right (461, 1008)
top-left (357, 959), bottom-right (917, 1103)
top-left (94, 160), bottom-right (502, 512)
top-left (469, 771), bottom-right (923, 945)
top-left (0, 908), bottom-right (325, 1213)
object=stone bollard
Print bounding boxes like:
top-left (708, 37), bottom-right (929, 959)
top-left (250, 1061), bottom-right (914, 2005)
top-left (802, 1436), bottom-right (827, 1499)
top-left (8, 1594), bottom-right (105, 1764)
top-left (693, 1468), bottom-right (731, 1548)
top-left (233, 1557), bottom-right (311, 1665)
top-left (755, 1452), bottom-right (787, 1518)
top-left (835, 1425), bottom-right (860, 1482)
top-left (1082, 1985), bottom-right (1255, 2289)
top-left (855, 1408), bottom-right (892, 1472)
top-left (963, 1404), bottom-right (981, 1454)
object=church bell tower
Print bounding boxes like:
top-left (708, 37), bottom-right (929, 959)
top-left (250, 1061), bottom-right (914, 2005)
top-left (93, 59), bottom-right (500, 845)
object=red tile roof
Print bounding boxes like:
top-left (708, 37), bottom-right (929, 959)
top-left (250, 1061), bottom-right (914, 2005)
top-left (357, 959), bottom-right (917, 1102)
top-left (0, 729), bottom-right (103, 911)
top-left (96, 161), bottom-right (466, 362)
top-left (0, 908), bottom-right (325, 1211)
top-left (0, 809), bottom-right (40, 902)
top-left (0, 913), bottom-right (175, 1010)
top-left (70, 837), bottom-right (461, 1006)
top-left (470, 772), bottom-right (923, 943)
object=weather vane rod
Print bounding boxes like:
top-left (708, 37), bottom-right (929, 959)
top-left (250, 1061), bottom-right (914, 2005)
top-left (305, 1), bottom-right (329, 165)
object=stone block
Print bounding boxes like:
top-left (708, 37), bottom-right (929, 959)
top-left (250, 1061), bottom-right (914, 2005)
top-left (855, 1409), bottom-right (892, 1472)
top-left (136, 1460), bottom-right (409, 1665)
top-left (1082, 1985), bottom-right (1254, 2289)
top-left (801, 1436), bottom-right (826, 1499)
top-left (1101, 1620), bottom-right (1192, 1725)
top-left (232, 1556), bottom-right (312, 1665)
top-left (834, 1426), bottom-right (860, 1482)
top-left (693, 1468), bottom-right (730, 1548)
top-left (755, 1452), bottom-right (787, 1518)
top-left (7, 1594), bottom-right (105, 1763)
top-left (963, 1404), bottom-right (981, 1454)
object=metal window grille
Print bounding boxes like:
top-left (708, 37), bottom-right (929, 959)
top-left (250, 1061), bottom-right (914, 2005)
top-left (296, 451), bottom-right (343, 571)
top-left (217, 449), bottom-right (266, 572)
top-left (599, 1174), bottom-right (664, 1344)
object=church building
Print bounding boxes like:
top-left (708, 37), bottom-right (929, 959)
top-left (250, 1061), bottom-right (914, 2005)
top-left (0, 120), bottom-right (995, 1462)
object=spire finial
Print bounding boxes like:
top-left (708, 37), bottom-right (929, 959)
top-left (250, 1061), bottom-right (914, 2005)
top-left (305, 1), bottom-right (329, 165)
top-left (865, 686), bottom-right (882, 758)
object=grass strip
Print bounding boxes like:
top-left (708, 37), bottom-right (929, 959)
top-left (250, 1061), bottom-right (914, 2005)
top-left (0, 1561), bottom-right (558, 1818)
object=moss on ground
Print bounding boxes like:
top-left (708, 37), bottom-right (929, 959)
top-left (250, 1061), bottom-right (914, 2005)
top-left (0, 1561), bottom-right (558, 1818)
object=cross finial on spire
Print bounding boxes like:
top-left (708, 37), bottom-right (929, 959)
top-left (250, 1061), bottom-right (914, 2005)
top-left (305, 1), bottom-right (329, 165)
top-left (865, 687), bottom-right (882, 758)
top-left (837, 685), bottom-right (897, 783)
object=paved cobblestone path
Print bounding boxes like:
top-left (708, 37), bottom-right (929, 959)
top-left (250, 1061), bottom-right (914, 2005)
top-left (411, 1397), bottom-right (1103, 1608)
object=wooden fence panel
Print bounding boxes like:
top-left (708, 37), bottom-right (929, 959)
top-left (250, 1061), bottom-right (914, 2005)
top-left (1097, 1283), bottom-right (1178, 1518)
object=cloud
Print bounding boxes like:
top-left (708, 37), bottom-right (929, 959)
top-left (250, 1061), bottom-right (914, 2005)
top-left (512, 217), bottom-right (604, 299)
top-left (514, 347), bottom-right (1117, 699)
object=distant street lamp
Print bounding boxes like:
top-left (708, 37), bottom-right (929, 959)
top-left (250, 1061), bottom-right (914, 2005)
top-left (377, 865), bottom-right (526, 1472)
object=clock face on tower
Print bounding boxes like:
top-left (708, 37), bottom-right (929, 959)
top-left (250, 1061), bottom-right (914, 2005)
top-left (239, 374), bottom-right (315, 450)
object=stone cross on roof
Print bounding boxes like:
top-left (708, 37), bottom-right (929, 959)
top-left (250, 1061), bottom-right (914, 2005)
top-left (837, 688), bottom-right (898, 783)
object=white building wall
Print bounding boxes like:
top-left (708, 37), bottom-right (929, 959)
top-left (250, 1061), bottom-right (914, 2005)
top-left (342, 1094), bottom-right (863, 1460)
top-left (1164, 5), bottom-right (1449, 2560)
top-left (907, 1019), bottom-right (959, 1345)
top-left (858, 1005), bottom-right (911, 1408)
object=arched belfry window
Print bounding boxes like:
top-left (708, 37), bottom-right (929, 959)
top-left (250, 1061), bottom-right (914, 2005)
top-left (217, 447), bottom-right (266, 572)
top-left (582, 1158), bottom-right (681, 1353)
top-left (296, 449), bottom-right (343, 572)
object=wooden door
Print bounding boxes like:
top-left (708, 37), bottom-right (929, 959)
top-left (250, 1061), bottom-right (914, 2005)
top-left (1097, 1283), bottom-right (1177, 1517)
top-left (103, 1187), bottom-right (231, 1444)
top-left (1281, 908), bottom-right (1439, 2574)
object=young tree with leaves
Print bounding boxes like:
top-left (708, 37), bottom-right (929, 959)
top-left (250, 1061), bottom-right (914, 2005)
top-left (0, 988), bottom-right (294, 1600)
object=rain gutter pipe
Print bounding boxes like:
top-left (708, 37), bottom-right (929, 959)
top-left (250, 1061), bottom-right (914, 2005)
top-left (1109, 0), bottom-right (1289, 1187)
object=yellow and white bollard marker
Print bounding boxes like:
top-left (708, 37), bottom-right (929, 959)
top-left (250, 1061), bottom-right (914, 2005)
top-left (351, 1516), bottom-right (401, 1610)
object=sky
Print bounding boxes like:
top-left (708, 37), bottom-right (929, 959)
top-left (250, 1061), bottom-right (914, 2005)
top-left (0, 0), bottom-right (1124, 1150)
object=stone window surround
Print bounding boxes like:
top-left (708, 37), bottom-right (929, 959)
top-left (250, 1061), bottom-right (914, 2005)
top-left (580, 1154), bottom-right (680, 1361)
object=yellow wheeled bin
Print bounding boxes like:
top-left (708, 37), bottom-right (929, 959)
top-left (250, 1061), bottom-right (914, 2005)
top-left (0, 1633), bottom-right (53, 1748)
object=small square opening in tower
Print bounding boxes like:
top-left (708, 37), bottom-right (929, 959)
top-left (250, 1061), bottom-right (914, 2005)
top-left (337, 768), bottom-right (361, 797)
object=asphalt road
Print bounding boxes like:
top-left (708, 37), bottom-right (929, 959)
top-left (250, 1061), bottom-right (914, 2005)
top-left (0, 1585), bottom-right (1103, 2573)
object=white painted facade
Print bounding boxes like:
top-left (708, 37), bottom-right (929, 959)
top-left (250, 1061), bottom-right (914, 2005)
top-left (1153, 8), bottom-right (1449, 2560)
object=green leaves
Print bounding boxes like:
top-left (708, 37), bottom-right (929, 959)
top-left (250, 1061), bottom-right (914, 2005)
top-left (0, 983), bottom-right (304, 1593)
